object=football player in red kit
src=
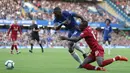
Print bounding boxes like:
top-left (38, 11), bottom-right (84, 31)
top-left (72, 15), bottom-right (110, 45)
top-left (7, 20), bottom-right (22, 54)
top-left (60, 21), bottom-right (128, 71)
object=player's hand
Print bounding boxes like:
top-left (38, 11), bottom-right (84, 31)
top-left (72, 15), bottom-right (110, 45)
top-left (33, 28), bottom-right (35, 31)
top-left (62, 19), bottom-right (71, 24)
top-left (59, 36), bottom-right (67, 40)
top-left (18, 34), bottom-right (22, 38)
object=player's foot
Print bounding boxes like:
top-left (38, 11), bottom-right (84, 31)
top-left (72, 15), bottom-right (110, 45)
top-left (83, 54), bottom-right (87, 59)
top-left (97, 67), bottom-right (106, 71)
top-left (77, 65), bottom-right (83, 69)
top-left (29, 50), bottom-right (33, 53)
top-left (11, 52), bottom-right (14, 54)
top-left (17, 52), bottom-right (21, 54)
top-left (41, 49), bottom-right (44, 53)
top-left (115, 55), bottom-right (128, 61)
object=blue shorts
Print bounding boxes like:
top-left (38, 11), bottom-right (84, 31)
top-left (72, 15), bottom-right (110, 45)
top-left (68, 30), bottom-right (81, 38)
top-left (103, 37), bottom-right (111, 41)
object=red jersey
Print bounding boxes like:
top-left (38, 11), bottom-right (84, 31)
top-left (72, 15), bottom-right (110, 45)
top-left (80, 26), bottom-right (103, 51)
top-left (91, 29), bottom-right (98, 41)
top-left (7, 24), bottom-right (22, 36)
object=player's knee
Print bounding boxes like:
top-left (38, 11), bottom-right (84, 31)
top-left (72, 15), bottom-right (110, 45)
top-left (68, 42), bottom-right (74, 48)
top-left (68, 49), bottom-right (74, 53)
top-left (30, 43), bottom-right (33, 46)
top-left (98, 63), bottom-right (103, 67)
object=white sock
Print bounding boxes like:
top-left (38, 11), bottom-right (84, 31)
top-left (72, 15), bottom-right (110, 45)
top-left (95, 66), bottom-right (99, 70)
top-left (108, 45), bottom-right (111, 55)
top-left (113, 58), bottom-right (115, 61)
top-left (71, 52), bottom-right (83, 64)
top-left (74, 44), bottom-right (86, 54)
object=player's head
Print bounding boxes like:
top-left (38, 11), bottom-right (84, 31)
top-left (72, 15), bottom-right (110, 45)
top-left (105, 19), bottom-right (111, 26)
top-left (14, 20), bottom-right (17, 24)
top-left (32, 20), bottom-right (36, 24)
top-left (79, 21), bottom-right (88, 31)
top-left (53, 7), bottom-right (62, 17)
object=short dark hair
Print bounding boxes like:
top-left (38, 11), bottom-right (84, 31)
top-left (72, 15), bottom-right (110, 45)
top-left (105, 19), bottom-right (111, 24)
top-left (54, 7), bottom-right (61, 12)
top-left (82, 21), bottom-right (88, 27)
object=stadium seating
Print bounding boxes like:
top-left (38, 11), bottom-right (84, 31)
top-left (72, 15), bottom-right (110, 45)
top-left (106, 0), bottom-right (130, 22)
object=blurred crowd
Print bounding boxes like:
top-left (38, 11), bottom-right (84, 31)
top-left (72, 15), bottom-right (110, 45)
top-left (29, 0), bottom-right (119, 23)
top-left (0, 0), bottom-right (23, 19)
top-left (0, 29), bottom-right (130, 48)
top-left (111, 0), bottom-right (130, 16)
top-left (0, 0), bottom-right (121, 24)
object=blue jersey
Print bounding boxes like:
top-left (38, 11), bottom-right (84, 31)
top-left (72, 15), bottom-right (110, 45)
top-left (54, 11), bottom-right (81, 38)
top-left (54, 11), bottom-right (78, 30)
top-left (103, 25), bottom-right (112, 38)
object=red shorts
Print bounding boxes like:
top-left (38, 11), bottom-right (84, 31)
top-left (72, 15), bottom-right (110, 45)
top-left (88, 50), bottom-right (104, 61)
top-left (11, 35), bottom-right (17, 41)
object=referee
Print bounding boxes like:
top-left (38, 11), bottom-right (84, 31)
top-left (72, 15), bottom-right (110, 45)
top-left (29, 20), bottom-right (44, 53)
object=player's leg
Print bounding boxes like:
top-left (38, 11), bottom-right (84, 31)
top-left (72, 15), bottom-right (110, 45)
top-left (11, 40), bottom-right (15, 54)
top-left (68, 41), bottom-right (82, 64)
top-left (102, 39), bottom-right (107, 49)
top-left (71, 31), bottom-right (87, 58)
top-left (107, 38), bottom-right (111, 55)
top-left (73, 43), bottom-right (87, 58)
top-left (29, 39), bottom-right (34, 53)
top-left (79, 54), bottom-right (106, 71)
top-left (96, 51), bottom-right (128, 67)
top-left (103, 38), bottom-right (110, 55)
top-left (11, 36), bottom-right (16, 54)
top-left (13, 40), bottom-right (20, 54)
top-left (37, 37), bottom-right (44, 53)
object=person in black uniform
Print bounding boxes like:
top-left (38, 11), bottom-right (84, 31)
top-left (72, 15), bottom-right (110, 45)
top-left (29, 20), bottom-right (44, 53)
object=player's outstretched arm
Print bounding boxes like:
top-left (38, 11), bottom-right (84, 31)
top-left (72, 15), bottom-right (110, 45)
top-left (72, 13), bottom-right (85, 21)
top-left (7, 25), bottom-right (12, 36)
top-left (53, 23), bottom-right (63, 30)
top-left (60, 36), bottom-right (82, 42)
top-left (53, 19), bottom-right (69, 30)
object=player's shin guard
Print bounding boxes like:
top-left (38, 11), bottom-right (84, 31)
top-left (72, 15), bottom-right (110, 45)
top-left (74, 44), bottom-right (87, 58)
top-left (71, 52), bottom-right (83, 64)
top-left (39, 44), bottom-right (44, 53)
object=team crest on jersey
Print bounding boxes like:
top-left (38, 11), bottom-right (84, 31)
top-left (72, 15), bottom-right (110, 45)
top-left (14, 27), bottom-right (18, 31)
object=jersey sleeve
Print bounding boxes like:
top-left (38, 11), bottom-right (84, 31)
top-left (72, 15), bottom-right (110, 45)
top-left (7, 25), bottom-right (13, 35)
top-left (80, 30), bottom-right (88, 38)
top-left (70, 12), bottom-right (77, 17)
top-left (18, 25), bottom-right (22, 35)
top-left (53, 18), bottom-right (59, 24)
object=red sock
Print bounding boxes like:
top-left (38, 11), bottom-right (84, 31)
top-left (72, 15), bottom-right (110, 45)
top-left (11, 45), bottom-right (14, 52)
top-left (101, 58), bottom-right (114, 67)
top-left (83, 64), bottom-right (96, 70)
top-left (14, 45), bottom-right (18, 52)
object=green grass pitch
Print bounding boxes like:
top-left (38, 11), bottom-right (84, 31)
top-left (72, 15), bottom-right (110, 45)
top-left (0, 48), bottom-right (130, 73)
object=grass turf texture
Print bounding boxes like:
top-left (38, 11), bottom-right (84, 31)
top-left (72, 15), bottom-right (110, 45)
top-left (0, 48), bottom-right (130, 73)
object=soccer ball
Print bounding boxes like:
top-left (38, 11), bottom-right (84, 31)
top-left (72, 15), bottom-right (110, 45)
top-left (5, 60), bottom-right (15, 69)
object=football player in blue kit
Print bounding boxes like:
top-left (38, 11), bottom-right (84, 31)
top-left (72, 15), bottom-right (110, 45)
top-left (103, 19), bottom-right (112, 55)
top-left (53, 7), bottom-right (87, 64)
